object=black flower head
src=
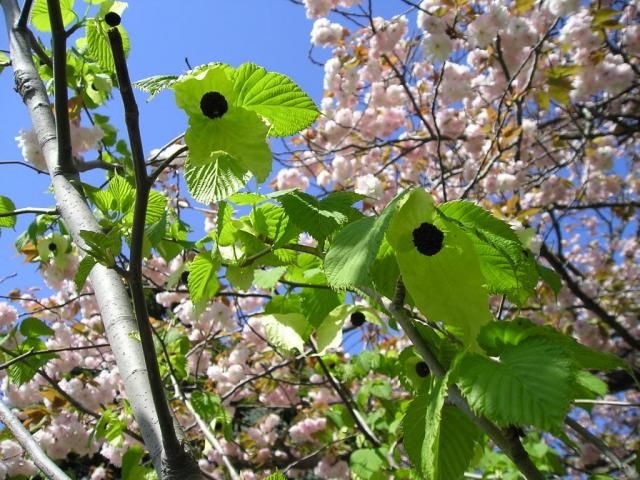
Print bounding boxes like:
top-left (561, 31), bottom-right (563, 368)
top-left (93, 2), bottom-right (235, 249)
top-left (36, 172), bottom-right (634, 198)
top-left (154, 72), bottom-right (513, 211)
top-left (104, 12), bottom-right (121, 27)
top-left (48, 242), bottom-right (57, 253)
top-left (412, 222), bottom-right (444, 256)
top-left (350, 311), bottom-right (366, 327)
top-left (200, 91), bottom-right (229, 119)
top-left (415, 361), bottom-right (430, 378)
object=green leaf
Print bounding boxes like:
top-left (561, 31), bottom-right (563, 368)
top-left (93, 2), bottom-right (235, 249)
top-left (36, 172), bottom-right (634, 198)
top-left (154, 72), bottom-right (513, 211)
top-left (31, 0), bottom-right (75, 32)
top-left (264, 473), bottom-right (286, 480)
top-left (75, 256), bottom-right (97, 290)
top-left (300, 288), bottom-right (342, 328)
top-left (7, 339), bottom-right (56, 385)
top-left (387, 190), bottom-right (492, 346)
top-left (435, 406), bottom-right (483, 480)
top-left (253, 266), bottom-right (287, 290)
top-left (190, 391), bottom-right (222, 423)
top-left (86, 19), bottom-right (130, 74)
top-left (274, 190), bottom-right (348, 242)
top-left (19, 317), bottom-right (54, 338)
top-left (350, 449), bottom-right (386, 479)
top-left (121, 445), bottom-right (154, 480)
top-left (325, 190), bottom-right (408, 289)
top-left (0, 52), bottom-right (9, 75)
top-left (232, 63), bottom-right (318, 137)
top-left (537, 263), bottom-right (562, 295)
top-left (79, 229), bottom-right (121, 267)
top-left (0, 196), bottom-right (17, 229)
top-left (107, 174), bottom-right (134, 213)
top-left (454, 337), bottom-right (575, 430)
top-left (403, 376), bottom-right (448, 478)
top-left (251, 204), bottom-right (298, 247)
top-left (259, 313), bottom-right (310, 353)
top-left (439, 200), bottom-right (538, 305)
top-left (477, 318), bottom-right (625, 372)
top-left (184, 154), bottom-right (252, 204)
top-left (188, 251), bottom-right (220, 303)
top-left (133, 74), bottom-right (178, 101)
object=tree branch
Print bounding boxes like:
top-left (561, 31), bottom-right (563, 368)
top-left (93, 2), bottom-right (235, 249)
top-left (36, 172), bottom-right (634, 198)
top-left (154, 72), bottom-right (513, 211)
top-left (0, 397), bottom-right (71, 480)
top-left (107, 23), bottom-right (200, 478)
top-left (47, 0), bottom-right (74, 176)
top-left (0, 207), bottom-right (57, 218)
top-left (540, 244), bottom-right (640, 351)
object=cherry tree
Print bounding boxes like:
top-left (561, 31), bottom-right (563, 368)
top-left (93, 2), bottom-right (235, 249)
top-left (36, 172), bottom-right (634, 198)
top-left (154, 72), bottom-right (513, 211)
top-left (0, 0), bottom-right (638, 479)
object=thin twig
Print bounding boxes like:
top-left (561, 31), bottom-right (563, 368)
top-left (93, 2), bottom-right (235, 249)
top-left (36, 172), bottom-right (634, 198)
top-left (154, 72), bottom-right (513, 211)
top-left (16, 0), bottom-right (32, 29)
top-left (0, 207), bottom-right (57, 218)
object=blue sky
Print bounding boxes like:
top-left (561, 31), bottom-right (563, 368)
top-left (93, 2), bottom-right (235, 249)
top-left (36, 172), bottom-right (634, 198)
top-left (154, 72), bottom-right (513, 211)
top-left (0, 0), bottom-right (337, 292)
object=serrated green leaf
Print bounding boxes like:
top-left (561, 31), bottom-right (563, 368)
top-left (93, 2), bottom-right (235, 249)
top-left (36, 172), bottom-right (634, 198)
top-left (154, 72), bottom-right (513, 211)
top-left (133, 74), bottom-right (178, 101)
top-left (190, 391), bottom-right (222, 423)
top-left (300, 288), bottom-right (342, 328)
top-left (19, 317), bottom-right (54, 338)
top-left (477, 318), bottom-right (625, 371)
top-left (387, 189), bottom-right (492, 346)
top-left (75, 255), bottom-right (97, 290)
top-left (264, 473), bottom-right (286, 480)
top-left (232, 63), bottom-right (318, 137)
top-left (325, 190), bottom-right (408, 289)
top-left (439, 200), bottom-right (538, 305)
top-left (274, 190), bottom-right (347, 242)
top-left (108, 174), bottom-right (135, 213)
top-left (188, 251), bottom-right (219, 303)
top-left (0, 196), bottom-right (17, 229)
top-left (7, 340), bottom-right (56, 385)
top-left (403, 376), bottom-right (448, 478)
top-left (251, 203), bottom-right (298, 246)
top-left (123, 189), bottom-right (167, 225)
top-left (258, 313), bottom-right (310, 353)
top-left (86, 19), bottom-right (129, 74)
top-left (350, 449), bottom-right (386, 479)
top-left (79, 229), bottom-right (121, 266)
top-left (454, 337), bottom-right (575, 430)
top-left (184, 154), bottom-right (252, 204)
top-left (31, 0), bottom-right (75, 32)
top-left (435, 406), bottom-right (482, 480)
top-left (253, 266), bottom-right (287, 290)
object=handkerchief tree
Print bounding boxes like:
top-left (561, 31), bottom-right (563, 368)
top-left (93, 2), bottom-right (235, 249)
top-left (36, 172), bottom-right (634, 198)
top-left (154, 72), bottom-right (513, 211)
top-left (0, 0), bottom-right (638, 479)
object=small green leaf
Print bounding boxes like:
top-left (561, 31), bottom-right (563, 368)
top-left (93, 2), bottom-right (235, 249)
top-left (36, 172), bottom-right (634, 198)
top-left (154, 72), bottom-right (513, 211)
top-left (537, 263), bottom-right (562, 295)
top-left (232, 63), bottom-right (318, 137)
top-left (108, 174), bottom-right (135, 214)
top-left (75, 255), bottom-right (97, 290)
top-left (19, 317), bottom-right (54, 338)
top-left (86, 19), bottom-right (130, 74)
top-left (190, 391), bottom-right (222, 423)
top-left (264, 473), bottom-right (286, 480)
top-left (31, 0), bottom-right (75, 32)
top-left (350, 449), bottom-right (386, 479)
top-left (184, 154), bottom-right (252, 204)
top-left (133, 74), bottom-right (178, 101)
top-left (0, 196), bottom-right (17, 229)
top-left (253, 266), bottom-right (287, 290)
top-left (188, 251), bottom-right (220, 303)
top-left (79, 229), bottom-right (121, 266)
top-left (0, 52), bottom-right (9, 75)
top-left (258, 313), bottom-right (310, 353)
